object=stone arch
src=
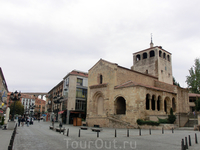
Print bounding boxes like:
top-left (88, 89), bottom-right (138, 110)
top-left (93, 91), bottom-right (104, 115)
top-left (150, 50), bottom-right (155, 57)
top-left (172, 98), bottom-right (176, 112)
top-left (167, 55), bottom-right (170, 62)
top-left (164, 97), bottom-right (171, 114)
top-left (115, 96), bottom-right (126, 115)
top-left (97, 97), bottom-right (104, 115)
top-left (157, 96), bottom-right (162, 111)
top-left (163, 53), bottom-right (166, 59)
top-left (159, 50), bottom-right (162, 57)
top-left (146, 94), bottom-right (150, 110)
top-left (151, 95), bottom-right (156, 110)
top-left (136, 54), bottom-right (141, 61)
top-left (143, 52), bottom-right (147, 59)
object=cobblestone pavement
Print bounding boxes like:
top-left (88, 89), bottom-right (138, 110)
top-left (0, 127), bottom-right (13, 150)
top-left (12, 121), bottom-right (200, 150)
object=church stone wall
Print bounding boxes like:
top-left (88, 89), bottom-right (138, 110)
top-left (116, 67), bottom-right (156, 87)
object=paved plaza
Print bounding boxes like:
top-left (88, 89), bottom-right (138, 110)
top-left (1, 121), bottom-right (200, 150)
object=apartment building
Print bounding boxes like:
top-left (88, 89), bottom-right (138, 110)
top-left (63, 70), bottom-right (88, 124)
top-left (0, 67), bottom-right (8, 117)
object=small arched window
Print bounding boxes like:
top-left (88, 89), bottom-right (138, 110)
top-left (143, 52), bottom-right (147, 59)
top-left (167, 55), bottom-right (170, 62)
top-left (100, 75), bottom-right (103, 84)
top-left (163, 53), bottom-right (166, 59)
top-left (150, 50), bottom-right (155, 57)
top-left (159, 50), bottom-right (162, 57)
top-left (136, 54), bottom-right (141, 61)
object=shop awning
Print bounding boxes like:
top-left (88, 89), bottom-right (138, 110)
top-left (58, 111), bottom-right (64, 114)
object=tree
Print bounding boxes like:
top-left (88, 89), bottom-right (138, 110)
top-left (10, 101), bottom-right (24, 116)
top-left (168, 108), bottom-right (176, 124)
top-left (195, 98), bottom-right (200, 111)
top-left (173, 77), bottom-right (180, 87)
top-left (186, 58), bottom-right (200, 94)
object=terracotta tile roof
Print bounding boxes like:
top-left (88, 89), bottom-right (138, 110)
top-left (69, 70), bottom-right (88, 77)
top-left (188, 93), bottom-right (200, 97)
top-left (114, 80), bottom-right (176, 94)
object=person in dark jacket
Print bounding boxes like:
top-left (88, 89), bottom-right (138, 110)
top-left (18, 117), bottom-right (21, 127)
top-left (21, 117), bottom-right (25, 127)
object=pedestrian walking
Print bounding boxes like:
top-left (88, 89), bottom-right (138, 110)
top-left (38, 118), bottom-right (40, 122)
top-left (18, 117), bottom-right (21, 127)
top-left (30, 118), bottom-right (33, 125)
top-left (21, 117), bottom-right (25, 127)
top-left (27, 117), bottom-right (30, 127)
top-left (52, 118), bottom-right (54, 127)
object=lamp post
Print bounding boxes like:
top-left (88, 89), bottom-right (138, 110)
top-left (10, 91), bottom-right (21, 121)
top-left (53, 94), bottom-right (62, 122)
top-left (29, 103), bottom-right (35, 118)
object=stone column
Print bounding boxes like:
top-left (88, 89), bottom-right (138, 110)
top-left (198, 114), bottom-right (200, 125)
top-left (149, 99), bottom-right (152, 110)
top-left (155, 100), bottom-right (157, 111)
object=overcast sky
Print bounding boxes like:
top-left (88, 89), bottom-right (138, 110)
top-left (1, 0), bottom-right (200, 93)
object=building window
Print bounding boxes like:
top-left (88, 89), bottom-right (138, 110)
top-left (150, 50), bottom-right (155, 57)
top-left (143, 52), bottom-right (147, 59)
top-left (76, 88), bottom-right (87, 98)
top-left (136, 54), bottom-right (141, 61)
top-left (66, 78), bottom-right (69, 86)
top-left (77, 78), bottom-right (83, 86)
top-left (163, 53), bottom-right (166, 59)
top-left (100, 75), bottom-right (103, 84)
top-left (159, 50), bottom-right (162, 57)
top-left (75, 100), bottom-right (86, 111)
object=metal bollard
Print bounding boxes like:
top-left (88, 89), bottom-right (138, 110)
top-left (63, 128), bottom-right (65, 135)
top-left (66, 128), bottom-right (69, 137)
top-left (181, 139), bottom-right (185, 150)
top-left (127, 129), bottom-right (129, 137)
top-left (97, 131), bottom-right (99, 138)
top-left (162, 127), bottom-right (164, 134)
top-left (149, 128), bottom-right (151, 135)
top-left (9, 139), bottom-right (13, 147)
top-left (185, 137), bottom-right (188, 149)
top-left (195, 133), bottom-right (198, 144)
top-left (139, 128), bottom-right (141, 136)
top-left (188, 135), bottom-right (191, 146)
top-left (8, 145), bottom-right (12, 150)
top-left (78, 129), bottom-right (80, 137)
top-left (172, 128), bottom-right (174, 133)
top-left (115, 129), bottom-right (117, 137)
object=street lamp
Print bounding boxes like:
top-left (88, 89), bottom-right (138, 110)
top-left (29, 103), bottom-right (35, 118)
top-left (10, 91), bottom-right (21, 121)
top-left (53, 94), bottom-right (63, 122)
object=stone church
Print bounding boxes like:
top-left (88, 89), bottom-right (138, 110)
top-left (86, 41), bottom-right (190, 128)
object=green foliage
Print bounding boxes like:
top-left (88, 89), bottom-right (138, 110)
top-left (186, 58), bottom-right (200, 94)
top-left (195, 98), bottom-right (200, 111)
top-left (137, 119), bottom-right (160, 126)
top-left (173, 77), bottom-right (180, 87)
top-left (158, 117), bottom-right (168, 124)
top-left (168, 108), bottom-right (176, 124)
top-left (10, 101), bottom-right (24, 116)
